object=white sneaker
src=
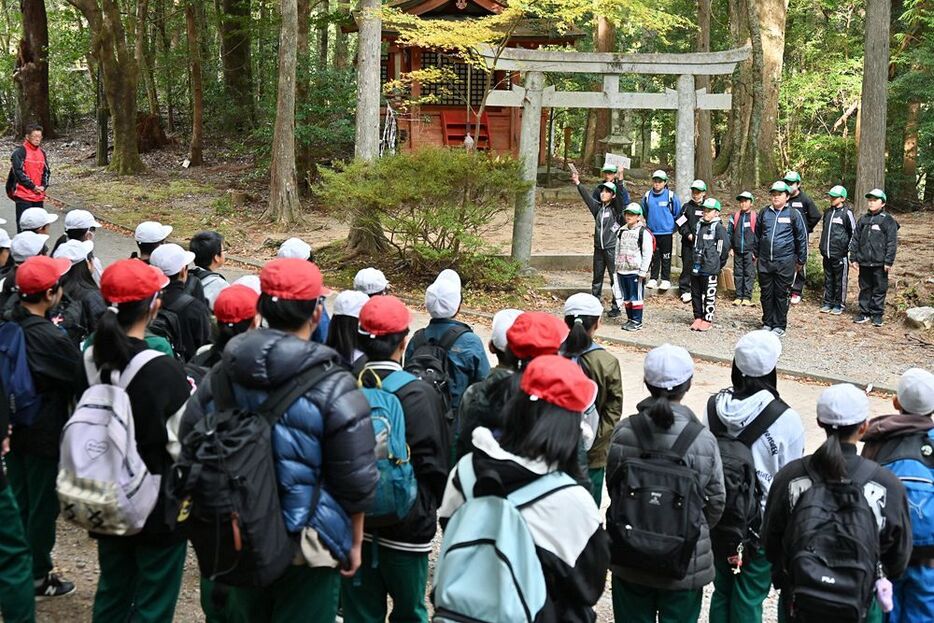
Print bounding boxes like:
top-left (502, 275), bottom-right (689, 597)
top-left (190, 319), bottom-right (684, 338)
top-left (790, 293), bottom-right (802, 305)
top-left (658, 280), bottom-right (671, 291)
top-left (680, 292), bottom-right (692, 303)
top-left (646, 279), bottom-right (658, 289)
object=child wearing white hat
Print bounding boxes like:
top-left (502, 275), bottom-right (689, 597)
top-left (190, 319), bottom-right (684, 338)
top-left (707, 329), bottom-right (805, 620)
top-left (353, 267), bottom-right (389, 296)
top-left (862, 367), bottom-right (934, 622)
top-left (325, 290), bottom-right (370, 369)
top-left (763, 383), bottom-right (912, 623)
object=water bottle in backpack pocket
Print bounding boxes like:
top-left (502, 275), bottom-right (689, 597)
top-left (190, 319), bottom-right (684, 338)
top-left (358, 367), bottom-right (418, 525)
top-left (782, 460), bottom-right (881, 622)
top-left (875, 430), bottom-right (934, 551)
top-left (432, 456), bottom-right (577, 623)
top-left (606, 414), bottom-right (705, 579)
top-left (56, 349), bottom-right (164, 535)
top-left (0, 320), bottom-right (42, 427)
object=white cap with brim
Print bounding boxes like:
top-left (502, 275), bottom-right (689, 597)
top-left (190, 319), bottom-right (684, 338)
top-left (53, 239), bottom-right (94, 265)
top-left (150, 243), bottom-right (195, 277)
top-left (354, 267), bottom-right (389, 295)
top-left (0, 229), bottom-right (11, 249)
top-left (64, 209), bottom-right (102, 230)
top-left (651, 170), bottom-right (668, 181)
top-left (134, 221), bottom-right (173, 244)
top-left (11, 232), bottom-right (49, 263)
top-left (437, 268), bottom-right (461, 289)
top-left (332, 290), bottom-right (370, 318)
top-left (644, 343), bottom-right (694, 391)
top-left (425, 274), bottom-right (461, 319)
top-left (898, 368), bottom-right (934, 416)
top-left (19, 207), bottom-right (58, 231)
top-left (817, 384), bottom-right (869, 428)
top-left (232, 274), bottom-right (261, 294)
top-left (491, 308), bottom-right (523, 352)
top-left (734, 330), bottom-right (782, 377)
top-left (564, 293), bottom-right (604, 318)
top-left (277, 237), bottom-right (313, 260)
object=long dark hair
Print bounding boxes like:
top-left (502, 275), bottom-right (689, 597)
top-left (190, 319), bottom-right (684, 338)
top-left (562, 314), bottom-right (598, 356)
top-left (51, 229), bottom-right (91, 257)
top-left (326, 315), bottom-right (361, 365)
top-left (731, 362), bottom-right (779, 400)
top-left (643, 378), bottom-right (693, 430)
top-left (499, 391), bottom-right (584, 479)
top-left (257, 293), bottom-right (319, 332)
top-left (811, 423), bottom-right (862, 482)
top-left (61, 260), bottom-right (98, 301)
top-left (93, 296), bottom-right (155, 371)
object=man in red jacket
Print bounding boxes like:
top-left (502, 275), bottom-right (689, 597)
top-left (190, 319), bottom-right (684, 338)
top-left (9, 125), bottom-right (50, 232)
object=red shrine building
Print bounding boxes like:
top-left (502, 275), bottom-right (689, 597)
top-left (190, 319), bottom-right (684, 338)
top-left (378, 0), bottom-right (581, 161)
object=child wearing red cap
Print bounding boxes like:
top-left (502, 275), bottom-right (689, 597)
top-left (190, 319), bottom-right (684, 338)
top-left (84, 259), bottom-right (196, 621)
top-left (342, 295), bottom-right (449, 623)
top-left (3, 256), bottom-right (83, 600)
top-left (181, 258), bottom-right (377, 622)
top-left (188, 284), bottom-right (260, 371)
top-left (437, 355), bottom-right (610, 621)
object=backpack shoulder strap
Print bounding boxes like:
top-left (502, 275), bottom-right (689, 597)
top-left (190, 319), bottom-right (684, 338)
top-left (408, 328), bottom-right (427, 352)
top-left (750, 210), bottom-right (757, 232)
top-left (260, 362), bottom-right (342, 424)
top-left (848, 458), bottom-right (879, 487)
top-left (670, 419), bottom-right (705, 458)
top-left (456, 455), bottom-right (477, 501)
top-left (166, 292), bottom-right (195, 314)
top-left (630, 412), bottom-right (656, 451)
top-left (507, 471), bottom-right (578, 509)
top-left (116, 349), bottom-right (165, 389)
top-left (706, 394), bottom-right (726, 435)
top-left (737, 397), bottom-right (788, 446)
top-left (380, 369), bottom-right (418, 394)
top-left (438, 324), bottom-right (470, 351)
top-left (211, 363), bottom-right (236, 411)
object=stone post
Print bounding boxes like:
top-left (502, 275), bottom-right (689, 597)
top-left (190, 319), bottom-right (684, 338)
top-left (674, 73), bottom-right (696, 203)
top-left (511, 70), bottom-right (545, 269)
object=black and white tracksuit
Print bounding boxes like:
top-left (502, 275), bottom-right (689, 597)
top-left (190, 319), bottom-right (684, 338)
top-left (788, 190), bottom-right (821, 296)
top-left (727, 211), bottom-right (758, 300)
top-left (690, 219), bottom-right (730, 322)
top-left (818, 203), bottom-right (857, 309)
top-left (578, 184), bottom-right (622, 311)
top-left (849, 209), bottom-right (899, 320)
top-left (755, 205), bottom-right (808, 330)
top-left (677, 199), bottom-right (707, 295)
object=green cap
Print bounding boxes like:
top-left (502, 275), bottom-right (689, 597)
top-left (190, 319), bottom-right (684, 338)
top-left (702, 198), bottom-right (722, 212)
top-left (624, 202), bottom-right (643, 215)
top-left (770, 181), bottom-right (791, 194)
top-left (827, 185), bottom-right (848, 199)
top-left (783, 170), bottom-right (802, 184)
top-left (601, 164), bottom-right (618, 174)
top-left (736, 191), bottom-right (754, 201)
top-left (598, 182), bottom-right (617, 195)
top-left (651, 170), bottom-right (668, 181)
top-left (865, 188), bottom-right (887, 202)
top-left (690, 179), bottom-right (708, 192)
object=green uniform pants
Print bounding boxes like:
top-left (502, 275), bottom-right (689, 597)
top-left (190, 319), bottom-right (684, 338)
top-left (588, 467), bottom-right (606, 507)
top-left (5, 450), bottom-right (58, 580)
top-left (200, 577), bottom-right (231, 623)
top-left (341, 540), bottom-right (429, 623)
top-left (227, 565), bottom-right (339, 623)
top-left (91, 538), bottom-right (187, 623)
top-left (777, 590), bottom-right (883, 622)
top-left (612, 575), bottom-right (703, 623)
top-left (709, 547), bottom-right (772, 623)
top-left (0, 486), bottom-right (35, 623)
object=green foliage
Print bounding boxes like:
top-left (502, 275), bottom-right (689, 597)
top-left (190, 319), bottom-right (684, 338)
top-left (805, 251), bottom-right (825, 292)
top-left (318, 148), bottom-right (528, 287)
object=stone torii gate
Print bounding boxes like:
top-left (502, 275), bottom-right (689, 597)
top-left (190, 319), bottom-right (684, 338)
top-left (479, 45), bottom-right (751, 267)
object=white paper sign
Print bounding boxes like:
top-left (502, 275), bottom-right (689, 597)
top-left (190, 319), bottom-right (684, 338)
top-left (604, 153), bottom-right (631, 171)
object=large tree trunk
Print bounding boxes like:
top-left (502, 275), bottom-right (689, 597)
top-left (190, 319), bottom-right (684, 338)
top-left (220, 0), bottom-right (254, 128)
top-left (186, 1), bottom-right (204, 166)
top-left (14, 0), bottom-right (52, 137)
top-left (135, 1), bottom-right (159, 118)
top-left (70, 0), bottom-right (144, 174)
top-left (695, 0), bottom-right (712, 182)
top-left (333, 0), bottom-right (348, 70)
top-left (156, 0), bottom-right (175, 133)
top-left (902, 98), bottom-right (919, 200)
top-left (318, 1), bottom-right (329, 68)
top-left (593, 16), bottom-right (615, 166)
top-left (269, 0), bottom-right (300, 223)
top-left (296, 0), bottom-right (312, 192)
top-left (95, 67), bottom-right (109, 166)
top-left (581, 110), bottom-right (597, 169)
top-left (855, 0), bottom-right (891, 212)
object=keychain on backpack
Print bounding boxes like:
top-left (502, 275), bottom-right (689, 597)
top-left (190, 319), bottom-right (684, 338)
top-left (874, 562), bottom-right (893, 613)
top-left (728, 542), bottom-right (744, 574)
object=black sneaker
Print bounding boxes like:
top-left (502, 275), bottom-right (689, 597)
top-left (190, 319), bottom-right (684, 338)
top-left (854, 315), bottom-right (870, 324)
top-left (830, 307), bottom-right (843, 315)
top-left (624, 321), bottom-right (644, 332)
top-left (620, 320), bottom-right (633, 331)
top-left (819, 305), bottom-right (832, 313)
top-left (35, 573), bottom-right (76, 600)
top-left (872, 317), bottom-right (884, 327)
top-left (606, 308), bottom-right (622, 318)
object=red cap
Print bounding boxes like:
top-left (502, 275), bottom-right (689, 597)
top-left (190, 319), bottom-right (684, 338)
top-left (260, 258), bottom-right (331, 301)
top-left (359, 295), bottom-right (411, 337)
top-left (214, 285), bottom-right (259, 325)
top-left (100, 259), bottom-right (169, 303)
top-left (520, 355), bottom-right (599, 413)
top-left (505, 312), bottom-right (569, 360)
top-left (15, 256), bottom-right (71, 295)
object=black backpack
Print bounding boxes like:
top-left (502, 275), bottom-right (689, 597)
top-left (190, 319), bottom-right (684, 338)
top-left (149, 294), bottom-right (194, 360)
top-left (606, 414), bottom-right (705, 579)
top-left (782, 459), bottom-right (881, 622)
top-left (706, 392), bottom-right (787, 570)
top-left (404, 324), bottom-right (469, 423)
top-left (5, 168), bottom-right (16, 200)
top-left (170, 361), bottom-right (341, 587)
top-left (51, 293), bottom-right (90, 347)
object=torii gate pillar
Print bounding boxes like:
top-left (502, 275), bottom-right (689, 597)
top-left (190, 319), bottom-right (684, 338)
top-left (513, 71), bottom-right (545, 270)
top-left (675, 73), bottom-right (696, 211)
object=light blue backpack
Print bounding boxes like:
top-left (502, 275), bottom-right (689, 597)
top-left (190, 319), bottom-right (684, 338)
top-left (358, 368), bottom-right (418, 523)
top-left (433, 456), bottom-right (577, 623)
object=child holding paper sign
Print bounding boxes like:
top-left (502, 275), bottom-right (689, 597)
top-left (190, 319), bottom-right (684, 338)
top-left (572, 165), bottom-right (623, 318)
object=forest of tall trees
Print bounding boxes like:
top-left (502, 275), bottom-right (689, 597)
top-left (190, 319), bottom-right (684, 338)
top-left (2, 0), bottom-right (932, 220)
